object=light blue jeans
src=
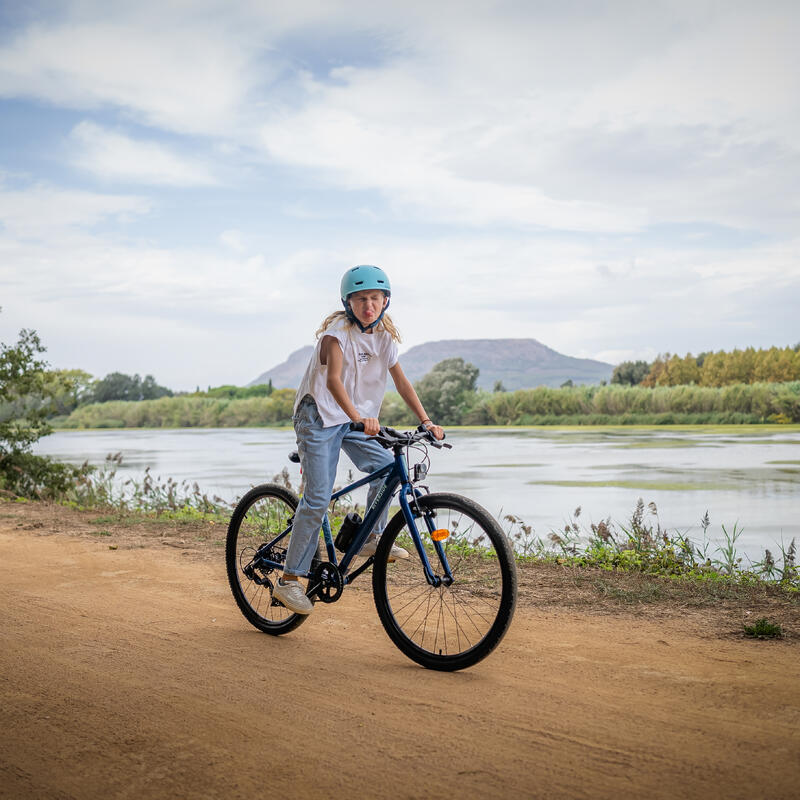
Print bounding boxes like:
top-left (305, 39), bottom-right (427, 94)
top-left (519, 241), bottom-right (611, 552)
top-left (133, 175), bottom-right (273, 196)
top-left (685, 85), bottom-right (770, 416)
top-left (282, 395), bottom-right (394, 577)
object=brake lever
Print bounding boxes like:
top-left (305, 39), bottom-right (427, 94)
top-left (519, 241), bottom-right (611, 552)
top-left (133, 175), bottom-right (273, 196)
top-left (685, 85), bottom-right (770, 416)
top-left (415, 425), bottom-right (451, 449)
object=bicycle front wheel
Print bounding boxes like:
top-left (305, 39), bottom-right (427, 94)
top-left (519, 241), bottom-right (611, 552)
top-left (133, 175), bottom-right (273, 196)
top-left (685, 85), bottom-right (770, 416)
top-left (226, 483), bottom-right (318, 635)
top-left (372, 493), bottom-right (517, 671)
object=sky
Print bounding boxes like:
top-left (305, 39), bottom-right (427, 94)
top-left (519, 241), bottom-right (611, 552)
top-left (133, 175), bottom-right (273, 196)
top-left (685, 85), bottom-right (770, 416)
top-left (0, 0), bottom-right (798, 391)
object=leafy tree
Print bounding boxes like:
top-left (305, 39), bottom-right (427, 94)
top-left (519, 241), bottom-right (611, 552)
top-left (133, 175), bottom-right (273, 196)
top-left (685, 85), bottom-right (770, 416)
top-left (46, 369), bottom-right (94, 414)
top-left (695, 351), bottom-right (711, 368)
top-left (493, 380), bottom-right (506, 393)
top-left (414, 358), bottom-right (479, 426)
top-left (90, 372), bottom-right (140, 402)
top-left (658, 354), bottom-right (701, 386)
top-left (141, 374), bottom-right (173, 400)
top-left (611, 360), bottom-right (651, 386)
top-left (641, 347), bottom-right (800, 388)
top-left (89, 372), bottom-right (173, 403)
top-left (0, 328), bottom-right (52, 454)
top-left (204, 382), bottom-right (274, 399)
top-left (0, 325), bottom-right (87, 497)
top-left (205, 384), bottom-right (239, 398)
top-left (641, 354), bottom-right (670, 387)
top-left (380, 391), bottom-right (416, 427)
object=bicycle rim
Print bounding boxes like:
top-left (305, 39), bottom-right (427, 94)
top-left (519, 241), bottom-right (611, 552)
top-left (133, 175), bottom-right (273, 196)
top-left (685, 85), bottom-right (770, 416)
top-left (372, 493), bottom-right (517, 670)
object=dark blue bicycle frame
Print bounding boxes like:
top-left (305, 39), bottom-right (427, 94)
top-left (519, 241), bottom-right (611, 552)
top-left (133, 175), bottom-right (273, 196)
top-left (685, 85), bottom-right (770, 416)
top-left (256, 446), bottom-right (453, 587)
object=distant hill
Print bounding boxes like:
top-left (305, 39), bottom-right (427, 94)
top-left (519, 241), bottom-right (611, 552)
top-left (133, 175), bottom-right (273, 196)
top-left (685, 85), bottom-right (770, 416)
top-left (397, 339), bottom-right (612, 390)
top-left (250, 338), bottom-right (613, 391)
top-left (250, 345), bottom-right (313, 390)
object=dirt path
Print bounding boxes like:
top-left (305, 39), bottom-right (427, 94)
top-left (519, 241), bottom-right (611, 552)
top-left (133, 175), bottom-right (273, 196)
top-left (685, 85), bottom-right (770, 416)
top-left (1, 507), bottom-right (799, 799)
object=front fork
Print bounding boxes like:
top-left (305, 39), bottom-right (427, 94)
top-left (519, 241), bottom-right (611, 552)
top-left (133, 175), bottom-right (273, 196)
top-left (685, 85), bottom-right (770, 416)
top-left (314, 489), bottom-right (453, 588)
top-left (398, 488), bottom-right (454, 587)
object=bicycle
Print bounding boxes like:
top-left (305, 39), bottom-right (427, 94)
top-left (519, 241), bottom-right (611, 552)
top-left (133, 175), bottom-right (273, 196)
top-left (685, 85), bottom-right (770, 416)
top-left (225, 424), bottom-right (517, 671)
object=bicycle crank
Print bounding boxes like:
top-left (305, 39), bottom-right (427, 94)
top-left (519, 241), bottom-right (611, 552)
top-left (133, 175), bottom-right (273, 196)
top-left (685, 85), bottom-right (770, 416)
top-left (310, 561), bottom-right (344, 603)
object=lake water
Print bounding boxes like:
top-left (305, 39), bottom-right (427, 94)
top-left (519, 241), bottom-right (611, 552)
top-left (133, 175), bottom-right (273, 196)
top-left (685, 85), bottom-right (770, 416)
top-left (33, 427), bottom-right (800, 564)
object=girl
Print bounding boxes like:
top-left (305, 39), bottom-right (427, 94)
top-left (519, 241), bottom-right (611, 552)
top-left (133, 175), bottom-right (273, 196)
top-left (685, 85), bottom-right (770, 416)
top-left (273, 265), bottom-right (444, 614)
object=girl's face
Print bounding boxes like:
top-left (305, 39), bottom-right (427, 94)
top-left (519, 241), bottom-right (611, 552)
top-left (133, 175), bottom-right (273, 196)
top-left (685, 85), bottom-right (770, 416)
top-left (348, 289), bottom-right (388, 328)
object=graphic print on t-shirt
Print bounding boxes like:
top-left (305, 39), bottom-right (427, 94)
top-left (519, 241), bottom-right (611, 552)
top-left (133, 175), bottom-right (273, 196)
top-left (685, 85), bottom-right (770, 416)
top-left (357, 351), bottom-right (373, 364)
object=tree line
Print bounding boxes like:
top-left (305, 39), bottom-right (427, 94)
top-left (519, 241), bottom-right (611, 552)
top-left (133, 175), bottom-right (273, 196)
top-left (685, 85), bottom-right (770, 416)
top-left (59, 357), bottom-right (800, 428)
top-left (612, 345), bottom-right (800, 388)
top-left (3, 317), bottom-right (800, 459)
top-left (32, 369), bottom-right (276, 417)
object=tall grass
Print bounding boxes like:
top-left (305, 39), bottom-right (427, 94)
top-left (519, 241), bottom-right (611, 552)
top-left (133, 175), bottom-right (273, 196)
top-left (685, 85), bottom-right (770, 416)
top-left (484, 381), bottom-right (800, 425)
top-left (35, 453), bottom-right (799, 593)
top-left (59, 389), bottom-right (296, 429)
top-left (56, 381), bottom-right (800, 429)
top-left (65, 453), bottom-right (232, 519)
top-left (504, 498), bottom-right (799, 590)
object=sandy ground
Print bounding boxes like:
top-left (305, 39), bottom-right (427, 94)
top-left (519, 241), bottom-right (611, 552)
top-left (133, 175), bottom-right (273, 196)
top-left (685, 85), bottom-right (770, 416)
top-left (1, 503), bottom-right (799, 800)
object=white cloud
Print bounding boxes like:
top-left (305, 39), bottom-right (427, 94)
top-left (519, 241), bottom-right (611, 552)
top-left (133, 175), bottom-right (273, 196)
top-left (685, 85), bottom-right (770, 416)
top-left (251, 1), bottom-right (800, 235)
top-left (2, 210), bottom-right (798, 385)
top-left (219, 229), bottom-right (247, 252)
top-left (70, 121), bottom-right (219, 186)
top-left (1, 1), bottom-right (799, 385)
top-left (0, 14), bottom-right (257, 136)
top-left (262, 102), bottom-right (649, 232)
top-left (2, 2), bottom-right (799, 234)
top-left (0, 181), bottom-right (149, 237)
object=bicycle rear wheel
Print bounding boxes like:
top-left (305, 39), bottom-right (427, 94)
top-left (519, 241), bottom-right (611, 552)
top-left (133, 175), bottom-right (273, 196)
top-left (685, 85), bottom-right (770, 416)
top-left (226, 483), bottom-right (320, 635)
top-left (372, 493), bottom-right (517, 671)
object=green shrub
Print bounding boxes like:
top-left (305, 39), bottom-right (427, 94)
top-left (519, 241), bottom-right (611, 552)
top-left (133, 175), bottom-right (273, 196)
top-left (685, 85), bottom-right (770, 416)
top-left (743, 618), bottom-right (783, 638)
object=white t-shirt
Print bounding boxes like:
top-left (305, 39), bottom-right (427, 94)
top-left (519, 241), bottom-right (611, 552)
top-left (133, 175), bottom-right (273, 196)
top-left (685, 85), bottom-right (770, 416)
top-left (294, 317), bottom-right (399, 427)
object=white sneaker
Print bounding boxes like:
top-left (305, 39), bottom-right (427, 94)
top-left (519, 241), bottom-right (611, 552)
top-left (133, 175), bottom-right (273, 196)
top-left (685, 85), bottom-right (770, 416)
top-left (272, 578), bottom-right (314, 615)
top-left (359, 535), bottom-right (409, 562)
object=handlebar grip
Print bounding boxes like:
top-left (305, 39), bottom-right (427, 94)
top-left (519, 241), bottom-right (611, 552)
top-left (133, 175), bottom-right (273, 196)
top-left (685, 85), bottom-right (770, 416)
top-left (417, 423), bottom-right (446, 441)
top-left (349, 421), bottom-right (365, 432)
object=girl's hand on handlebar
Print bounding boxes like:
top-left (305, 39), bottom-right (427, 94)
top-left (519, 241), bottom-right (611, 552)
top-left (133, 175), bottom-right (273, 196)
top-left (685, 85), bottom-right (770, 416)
top-left (358, 417), bottom-right (380, 436)
top-left (424, 422), bottom-right (444, 440)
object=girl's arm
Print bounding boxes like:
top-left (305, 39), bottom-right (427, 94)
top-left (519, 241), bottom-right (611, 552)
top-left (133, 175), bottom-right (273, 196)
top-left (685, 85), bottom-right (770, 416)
top-left (389, 362), bottom-right (444, 440)
top-left (322, 336), bottom-right (380, 436)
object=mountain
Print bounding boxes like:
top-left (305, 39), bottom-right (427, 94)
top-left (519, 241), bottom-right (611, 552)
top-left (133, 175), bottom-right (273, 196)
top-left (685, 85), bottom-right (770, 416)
top-left (249, 345), bottom-right (313, 389)
top-left (397, 339), bottom-right (612, 390)
top-left (250, 338), bottom-right (613, 391)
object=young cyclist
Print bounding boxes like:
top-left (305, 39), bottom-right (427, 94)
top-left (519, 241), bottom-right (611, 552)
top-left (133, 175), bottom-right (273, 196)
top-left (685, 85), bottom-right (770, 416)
top-left (273, 265), bottom-right (444, 614)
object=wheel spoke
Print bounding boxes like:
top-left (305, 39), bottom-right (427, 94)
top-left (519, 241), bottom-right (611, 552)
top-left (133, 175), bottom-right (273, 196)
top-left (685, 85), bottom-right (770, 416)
top-left (373, 494), bottom-right (516, 669)
top-left (226, 484), bottom-right (320, 635)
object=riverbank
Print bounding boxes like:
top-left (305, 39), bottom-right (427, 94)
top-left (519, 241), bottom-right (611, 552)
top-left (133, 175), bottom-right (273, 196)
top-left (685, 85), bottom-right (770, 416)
top-left (50, 380), bottom-right (800, 429)
top-left (2, 499), bottom-right (799, 799)
top-left (4, 497), bottom-right (799, 630)
top-left (32, 425), bottom-right (800, 570)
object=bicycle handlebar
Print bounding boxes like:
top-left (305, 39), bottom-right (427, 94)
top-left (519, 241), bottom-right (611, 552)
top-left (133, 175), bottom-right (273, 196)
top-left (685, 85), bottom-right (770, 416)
top-left (349, 422), bottom-right (451, 449)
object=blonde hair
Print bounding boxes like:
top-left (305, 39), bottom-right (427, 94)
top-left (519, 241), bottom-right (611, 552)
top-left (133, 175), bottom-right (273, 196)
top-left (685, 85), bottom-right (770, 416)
top-left (316, 310), bottom-right (402, 343)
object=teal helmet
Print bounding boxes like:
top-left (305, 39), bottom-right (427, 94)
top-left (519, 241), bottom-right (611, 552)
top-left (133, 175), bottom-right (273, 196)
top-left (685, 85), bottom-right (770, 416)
top-left (340, 265), bottom-right (391, 332)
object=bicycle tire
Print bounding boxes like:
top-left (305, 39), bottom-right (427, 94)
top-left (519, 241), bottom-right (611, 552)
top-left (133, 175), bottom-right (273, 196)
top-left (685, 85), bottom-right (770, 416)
top-left (372, 492), bottom-right (517, 671)
top-left (226, 483), bottom-right (321, 636)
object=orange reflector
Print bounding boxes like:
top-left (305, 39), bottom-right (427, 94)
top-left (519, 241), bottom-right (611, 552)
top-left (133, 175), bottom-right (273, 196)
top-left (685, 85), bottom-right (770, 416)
top-left (431, 528), bottom-right (450, 542)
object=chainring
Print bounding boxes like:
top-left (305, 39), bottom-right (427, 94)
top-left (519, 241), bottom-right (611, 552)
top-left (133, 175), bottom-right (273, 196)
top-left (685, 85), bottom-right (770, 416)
top-left (310, 561), bottom-right (344, 603)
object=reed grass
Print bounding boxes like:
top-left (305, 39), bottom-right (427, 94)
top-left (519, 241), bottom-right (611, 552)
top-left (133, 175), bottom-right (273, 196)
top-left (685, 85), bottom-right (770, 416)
top-left (58, 390), bottom-right (297, 429)
top-left (503, 499), bottom-right (799, 592)
top-left (57, 458), bottom-right (800, 594)
top-left (55, 381), bottom-right (800, 429)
